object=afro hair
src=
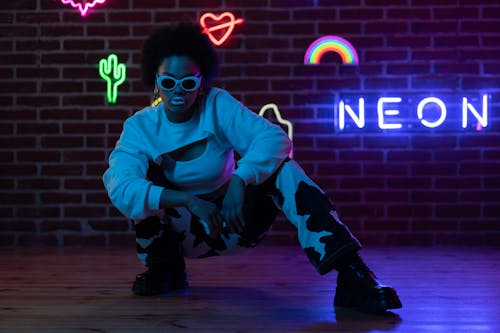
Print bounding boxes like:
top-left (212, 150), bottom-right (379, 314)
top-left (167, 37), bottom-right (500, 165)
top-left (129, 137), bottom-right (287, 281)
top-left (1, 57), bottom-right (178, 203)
top-left (141, 22), bottom-right (219, 90)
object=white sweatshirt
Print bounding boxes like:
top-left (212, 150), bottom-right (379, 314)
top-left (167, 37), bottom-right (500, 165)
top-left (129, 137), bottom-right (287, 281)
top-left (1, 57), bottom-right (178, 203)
top-left (103, 87), bottom-right (292, 220)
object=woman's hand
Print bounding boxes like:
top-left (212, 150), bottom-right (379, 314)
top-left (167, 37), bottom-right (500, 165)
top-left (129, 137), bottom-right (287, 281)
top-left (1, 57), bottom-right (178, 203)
top-left (185, 195), bottom-right (224, 238)
top-left (221, 175), bottom-right (246, 234)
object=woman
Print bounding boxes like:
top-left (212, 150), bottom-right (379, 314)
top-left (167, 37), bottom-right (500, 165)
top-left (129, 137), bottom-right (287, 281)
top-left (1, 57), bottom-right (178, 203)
top-left (103, 22), bottom-right (402, 314)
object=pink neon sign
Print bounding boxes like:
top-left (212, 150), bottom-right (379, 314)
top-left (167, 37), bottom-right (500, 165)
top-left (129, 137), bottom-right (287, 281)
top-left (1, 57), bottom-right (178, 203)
top-left (60, 0), bottom-right (107, 17)
top-left (200, 12), bottom-right (244, 46)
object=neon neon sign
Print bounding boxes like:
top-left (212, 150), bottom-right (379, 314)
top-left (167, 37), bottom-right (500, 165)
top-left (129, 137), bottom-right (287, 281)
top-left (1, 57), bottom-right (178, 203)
top-left (98, 54), bottom-right (126, 104)
top-left (304, 35), bottom-right (359, 65)
top-left (200, 12), bottom-right (244, 46)
top-left (60, 0), bottom-right (107, 17)
top-left (338, 94), bottom-right (489, 131)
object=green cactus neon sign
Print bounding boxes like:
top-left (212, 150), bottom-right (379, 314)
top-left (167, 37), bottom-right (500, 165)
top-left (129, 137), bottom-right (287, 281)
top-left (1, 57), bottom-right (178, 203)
top-left (98, 54), bottom-right (126, 104)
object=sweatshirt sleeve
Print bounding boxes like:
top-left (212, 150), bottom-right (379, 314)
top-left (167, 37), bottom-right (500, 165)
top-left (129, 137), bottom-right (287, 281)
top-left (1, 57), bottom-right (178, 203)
top-left (213, 90), bottom-right (292, 185)
top-left (102, 116), bottom-right (164, 220)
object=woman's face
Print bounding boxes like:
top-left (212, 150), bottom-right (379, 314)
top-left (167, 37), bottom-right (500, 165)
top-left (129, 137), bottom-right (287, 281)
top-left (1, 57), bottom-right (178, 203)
top-left (156, 55), bottom-right (202, 123)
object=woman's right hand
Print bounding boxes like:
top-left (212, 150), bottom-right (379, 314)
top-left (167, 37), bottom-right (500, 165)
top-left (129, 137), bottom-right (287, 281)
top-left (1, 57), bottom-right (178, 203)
top-left (186, 195), bottom-right (224, 238)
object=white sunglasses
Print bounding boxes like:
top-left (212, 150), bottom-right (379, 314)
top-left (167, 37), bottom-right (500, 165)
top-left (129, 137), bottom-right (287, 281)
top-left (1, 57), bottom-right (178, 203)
top-left (156, 74), bottom-right (202, 92)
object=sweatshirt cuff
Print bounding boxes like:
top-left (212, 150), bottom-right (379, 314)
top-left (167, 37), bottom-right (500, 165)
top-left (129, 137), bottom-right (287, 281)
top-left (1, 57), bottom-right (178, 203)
top-left (147, 184), bottom-right (164, 210)
top-left (232, 167), bottom-right (255, 186)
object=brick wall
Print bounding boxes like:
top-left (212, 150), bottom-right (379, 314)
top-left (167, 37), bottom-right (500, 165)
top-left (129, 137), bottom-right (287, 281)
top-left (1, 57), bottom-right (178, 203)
top-left (1, 0), bottom-right (499, 247)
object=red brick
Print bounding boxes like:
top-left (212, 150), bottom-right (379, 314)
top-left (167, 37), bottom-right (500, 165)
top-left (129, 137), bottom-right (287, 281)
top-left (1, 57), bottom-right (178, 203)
top-left (40, 220), bottom-right (82, 232)
top-left (64, 206), bottom-right (106, 218)
top-left (41, 165), bottom-right (84, 176)
top-left (460, 190), bottom-right (500, 202)
top-left (17, 123), bottom-right (60, 134)
top-left (365, 51), bottom-right (408, 63)
top-left (411, 76), bottom-right (460, 89)
top-left (364, 164), bottom-right (409, 176)
top-left (317, 163), bottom-right (362, 176)
top-left (0, 221), bottom-right (36, 232)
top-left (412, 191), bottom-right (458, 203)
top-left (0, 165), bottom-right (37, 176)
top-left (18, 178), bottom-right (60, 190)
top-left (339, 151), bottom-right (383, 162)
top-left (17, 207), bottom-right (61, 218)
top-left (388, 150), bottom-right (432, 162)
top-left (41, 25), bottom-right (84, 37)
top-left (0, 137), bottom-right (35, 148)
top-left (460, 162), bottom-right (500, 175)
top-left (89, 220), bottom-right (130, 231)
top-left (364, 220), bottom-right (410, 231)
top-left (62, 151), bottom-right (105, 162)
top-left (340, 8), bottom-right (383, 20)
top-left (64, 178), bottom-right (104, 190)
top-left (387, 177), bottom-right (432, 189)
top-left (365, 191), bottom-right (409, 202)
top-left (461, 221), bottom-right (500, 231)
top-left (340, 204), bottom-right (384, 218)
top-left (412, 163), bottom-right (458, 176)
top-left (63, 235), bottom-right (106, 247)
top-left (436, 204), bottom-right (481, 218)
top-left (412, 220), bottom-right (459, 231)
top-left (435, 177), bottom-right (481, 189)
top-left (387, 204), bottom-right (433, 218)
top-left (18, 234), bottom-right (60, 247)
top-left (41, 136), bottom-right (84, 148)
top-left (387, 232), bottom-right (435, 246)
top-left (316, 136), bottom-right (361, 149)
top-left (40, 193), bottom-right (82, 204)
top-left (17, 151), bottom-right (61, 162)
top-left (340, 177), bottom-right (385, 189)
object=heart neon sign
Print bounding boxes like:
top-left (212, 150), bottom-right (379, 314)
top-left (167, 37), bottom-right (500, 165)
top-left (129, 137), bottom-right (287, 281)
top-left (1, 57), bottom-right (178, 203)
top-left (60, 0), bottom-right (107, 17)
top-left (200, 12), bottom-right (244, 46)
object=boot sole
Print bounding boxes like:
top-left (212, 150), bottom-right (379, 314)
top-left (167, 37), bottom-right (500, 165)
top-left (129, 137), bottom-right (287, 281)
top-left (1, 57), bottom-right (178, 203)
top-left (132, 273), bottom-right (188, 296)
top-left (334, 285), bottom-right (402, 314)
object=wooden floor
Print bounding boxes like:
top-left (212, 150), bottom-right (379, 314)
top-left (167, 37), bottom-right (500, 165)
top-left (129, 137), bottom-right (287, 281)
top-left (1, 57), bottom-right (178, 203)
top-left (0, 245), bottom-right (499, 333)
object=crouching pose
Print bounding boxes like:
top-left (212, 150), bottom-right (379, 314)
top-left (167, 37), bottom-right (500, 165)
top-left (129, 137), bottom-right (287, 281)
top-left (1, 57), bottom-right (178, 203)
top-left (103, 22), bottom-right (402, 314)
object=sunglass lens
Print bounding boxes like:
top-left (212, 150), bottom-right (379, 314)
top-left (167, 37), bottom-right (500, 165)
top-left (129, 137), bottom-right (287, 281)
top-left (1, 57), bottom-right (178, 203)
top-left (160, 78), bottom-right (176, 90)
top-left (182, 79), bottom-right (197, 91)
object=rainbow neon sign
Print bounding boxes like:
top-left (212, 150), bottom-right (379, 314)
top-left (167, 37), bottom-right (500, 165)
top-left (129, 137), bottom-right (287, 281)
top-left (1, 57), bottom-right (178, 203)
top-left (60, 0), bottom-right (107, 17)
top-left (304, 36), bottom-right (359, 65)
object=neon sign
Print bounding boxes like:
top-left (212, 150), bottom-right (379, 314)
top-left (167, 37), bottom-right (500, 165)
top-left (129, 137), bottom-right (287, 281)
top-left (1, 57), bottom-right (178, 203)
top-left (304, 35), bottom-right (359, 65)
top-left (258, 103), bottom-right (294, 140)
top-left (259, 103), bottom-right (294, 158)
top-left (60, 0), bottom-right (107, 17)
top-left (98, 54), bottom-right (126, 104)
top-left (200, 12), bottom-right (244, 46)
top-left (338, 94), bottom-right (489, 131)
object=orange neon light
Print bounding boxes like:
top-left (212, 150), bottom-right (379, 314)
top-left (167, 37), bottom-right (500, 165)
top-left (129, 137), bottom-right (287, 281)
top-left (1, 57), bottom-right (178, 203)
top-left (200, 12), bottom-right (244, 46)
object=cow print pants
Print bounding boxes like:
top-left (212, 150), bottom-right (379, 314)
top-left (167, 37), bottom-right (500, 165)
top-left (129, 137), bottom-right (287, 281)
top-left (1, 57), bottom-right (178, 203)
top-left (134, 159), bottom-right (361, 275)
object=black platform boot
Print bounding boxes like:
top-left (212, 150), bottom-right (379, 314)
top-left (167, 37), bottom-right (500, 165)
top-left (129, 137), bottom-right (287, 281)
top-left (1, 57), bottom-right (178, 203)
top-left (132, 258), bottom-right (188, 296)
top-left (133, 215), bottom-right (189, 296)
top-left (334, 252), bottom-right (402, 314)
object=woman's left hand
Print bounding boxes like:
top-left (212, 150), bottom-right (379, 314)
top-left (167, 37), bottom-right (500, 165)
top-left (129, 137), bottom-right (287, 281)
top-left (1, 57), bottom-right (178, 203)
top-left (221, 175), bottom-right (246, 234)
